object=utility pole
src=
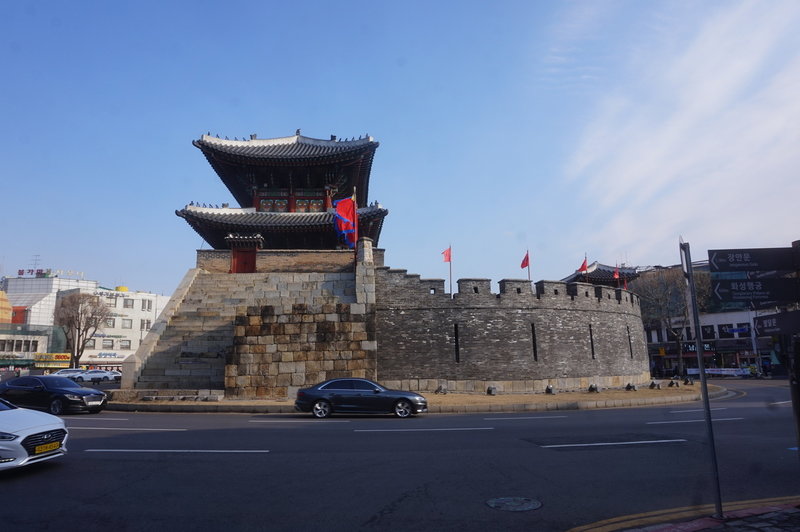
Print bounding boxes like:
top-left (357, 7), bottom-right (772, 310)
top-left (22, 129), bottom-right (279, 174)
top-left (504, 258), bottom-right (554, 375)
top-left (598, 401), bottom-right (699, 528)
top-left (680, 240), bottom-right (724, 519)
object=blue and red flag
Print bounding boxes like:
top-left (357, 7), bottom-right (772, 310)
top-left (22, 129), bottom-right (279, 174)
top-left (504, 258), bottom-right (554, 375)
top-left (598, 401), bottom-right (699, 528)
top-left (333, 195), bottom-right (358, 248)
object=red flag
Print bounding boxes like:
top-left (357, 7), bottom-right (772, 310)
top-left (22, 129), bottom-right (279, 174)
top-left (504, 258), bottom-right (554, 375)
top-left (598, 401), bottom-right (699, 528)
top-left (333, 195), bottom-right (357, 248)
top-left (613, 265), bottom-right (620, 279)
top-left (520, 251), bottom-right (529, 269)
top-left (578, 257), bottom-right (588, 273)
top-left (442, 247), bottom-right (452, 263)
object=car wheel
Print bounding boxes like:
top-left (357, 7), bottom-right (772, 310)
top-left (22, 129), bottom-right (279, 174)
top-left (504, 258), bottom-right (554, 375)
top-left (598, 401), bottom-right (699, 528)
top-left (76, 377), bottom-right (84, 382)
top-left (102, 377), bottom-right (109, 381)
top-left (311, 400), bottom-right (331, 418)
top-left (394, 399), bottom-right (413, 418)
top-left (49, 399), bottom-right (64, 416)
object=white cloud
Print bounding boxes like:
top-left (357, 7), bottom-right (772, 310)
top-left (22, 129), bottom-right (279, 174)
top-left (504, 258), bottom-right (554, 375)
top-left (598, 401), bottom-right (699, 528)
top-left (563, 0), bottom-right (800, 266)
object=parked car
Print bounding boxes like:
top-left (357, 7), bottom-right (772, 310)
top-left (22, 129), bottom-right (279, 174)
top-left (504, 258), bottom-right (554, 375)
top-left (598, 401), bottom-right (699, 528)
top-left (0, 397), bottom-right (68, 471)
top-left (295, 378), bottom-right (428, 418)
top-left (109, 370), bottom-right (122, 382)
top-left (50, 369), bottom-right (84, 379)
top-left (73, 369), bottom-right (117, 383)
top-left (0, 376), bottom-right (107, 415)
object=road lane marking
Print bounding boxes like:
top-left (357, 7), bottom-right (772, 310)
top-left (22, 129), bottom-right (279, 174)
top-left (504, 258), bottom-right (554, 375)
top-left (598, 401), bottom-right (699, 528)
top-left (84, 449), bottom-right (269, 453)
top-left (354, 427), bottom-right (495, 433)
top-left (67, 427), bottom-right (188, 431)
top-left (66, 417), bottom-right (129, 421)
top-left (541, 439), bottom-right (687, 449)
top-left (248, 419), bottom-right (351, 423)
top-left (668, 408), bottom-right (726, 414)
top-left (646, 417), bottom-right (744, 425)
top-left (483, 415), bottom-right (568, 420)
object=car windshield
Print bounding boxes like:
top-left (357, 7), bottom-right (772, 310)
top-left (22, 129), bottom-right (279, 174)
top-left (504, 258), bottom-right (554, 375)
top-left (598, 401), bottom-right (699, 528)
top-left (46, 377), bottom-right (83, 388)
top-left (0, 398), bottom-right (17, 411)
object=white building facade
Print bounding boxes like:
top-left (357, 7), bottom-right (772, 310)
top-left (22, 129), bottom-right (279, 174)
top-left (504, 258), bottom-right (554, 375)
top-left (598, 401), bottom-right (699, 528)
top-left (1, 273), bottom-right (168, 370)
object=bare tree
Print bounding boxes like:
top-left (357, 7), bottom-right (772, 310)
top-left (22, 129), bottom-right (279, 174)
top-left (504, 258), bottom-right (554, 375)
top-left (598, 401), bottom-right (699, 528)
top-left (630, 267), bottom-right (690, 376)
top-left (630, 266), bottom-right (713, 376)
top-left (54, 292), bottom-right (111, 368)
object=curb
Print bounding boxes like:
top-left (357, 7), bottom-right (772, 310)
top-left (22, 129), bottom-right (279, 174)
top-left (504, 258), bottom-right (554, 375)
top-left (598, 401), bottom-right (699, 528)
top-left (569, 495), bottom-right (800, 532)
top-left (106, 387), bottom-right (726, 414)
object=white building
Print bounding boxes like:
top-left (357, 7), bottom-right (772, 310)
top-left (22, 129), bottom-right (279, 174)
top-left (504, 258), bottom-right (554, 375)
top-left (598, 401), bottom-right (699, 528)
top-left (70, 286), bottom-right (169, 369)
top-left (0, 273), bottom-right (169, 370)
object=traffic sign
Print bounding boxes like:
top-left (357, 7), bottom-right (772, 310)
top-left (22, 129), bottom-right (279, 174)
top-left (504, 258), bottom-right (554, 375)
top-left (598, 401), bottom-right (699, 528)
top-left (712, 278), bottom-right (799, 303)
top-left (753, 310), bottom-right (800, 336)
top-left (708, 247), bottom-right (798, 272)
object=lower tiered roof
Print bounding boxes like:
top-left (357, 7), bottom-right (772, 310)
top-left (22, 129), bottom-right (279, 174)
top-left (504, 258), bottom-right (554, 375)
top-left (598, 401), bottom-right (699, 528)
top-left (176, 204), bottom-right (388, 250)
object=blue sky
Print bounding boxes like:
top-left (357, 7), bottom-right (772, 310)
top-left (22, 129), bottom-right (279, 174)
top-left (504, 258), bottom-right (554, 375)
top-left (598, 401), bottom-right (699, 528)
top-left (2, 1), bottom-right (799, 295)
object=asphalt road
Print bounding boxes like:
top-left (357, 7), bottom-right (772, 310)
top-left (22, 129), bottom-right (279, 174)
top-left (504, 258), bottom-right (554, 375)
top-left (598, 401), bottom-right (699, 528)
top-left (2, 379), bottom-right (796, 532)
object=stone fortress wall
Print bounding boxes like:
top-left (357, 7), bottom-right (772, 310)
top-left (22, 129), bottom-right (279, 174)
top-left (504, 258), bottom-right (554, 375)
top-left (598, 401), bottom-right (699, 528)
top-left (374, 267), bottom-right (649, 394)
top-left (222, 239), bottom-right (649, 399)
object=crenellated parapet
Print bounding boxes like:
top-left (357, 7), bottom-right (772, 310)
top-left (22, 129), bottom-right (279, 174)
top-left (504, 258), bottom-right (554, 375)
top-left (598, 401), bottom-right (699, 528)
top-left (374, 267), bottom-right (640, 311)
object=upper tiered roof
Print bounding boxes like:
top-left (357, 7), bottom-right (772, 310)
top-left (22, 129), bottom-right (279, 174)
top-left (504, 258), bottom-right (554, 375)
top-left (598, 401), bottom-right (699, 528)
top-left (193, 132), bottom-right (379, 208)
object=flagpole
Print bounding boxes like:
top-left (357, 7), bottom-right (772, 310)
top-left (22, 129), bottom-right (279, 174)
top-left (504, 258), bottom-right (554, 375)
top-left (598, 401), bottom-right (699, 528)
top-left (449, 244), bottom-right (453, 296)
top-left (526, 249), bottom-right (531, 281)
top-left (584, 253), bottom-right (588, 283)
top-left (353, 186), bottom-right (358, 264)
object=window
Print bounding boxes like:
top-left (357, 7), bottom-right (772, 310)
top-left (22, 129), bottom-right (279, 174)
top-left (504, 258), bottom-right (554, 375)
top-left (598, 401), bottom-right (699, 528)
top-left (105, 318), bottom-right (115, 328)
top-left (140, 319), bottom-right (152, 331)
top-left (123, 298), bottom-right (134, 309)
top-left (105, 298), bottom-right (117, 308)
top-left (701, 325), bottom-right (716, 340)
top-left (352, 380), bottom-right (377, 391)
top-left (120, 340), bottom-right (132, 350)
top-left (718, 324), bottom-right (734, 339)
top-left (736, 323), bottom-right (750, 337)
top-left (102, 339), bottom-right (114, 349)
top-left (31, 340), bottom-right (38, 352)
top-left (141, 299), bottom-right (152, 312)
top-left (23, 340), bottom-right (30, 352)
top-left (122, 319), bottom-right (133, 329)
top-left (320, 380), bottom-right (353, 391)
top-left (86, 339), bottom-right (96, 349)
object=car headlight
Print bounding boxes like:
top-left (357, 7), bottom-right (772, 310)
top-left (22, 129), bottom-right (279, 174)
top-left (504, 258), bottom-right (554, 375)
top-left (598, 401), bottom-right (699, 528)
top-left (0, 432), bottom-right (19, 441)
top-left (64, 394), bottom-right (82, 401)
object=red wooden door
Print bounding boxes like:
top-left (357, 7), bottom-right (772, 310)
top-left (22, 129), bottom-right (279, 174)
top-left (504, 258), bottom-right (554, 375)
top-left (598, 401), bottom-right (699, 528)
top-left (231, 249), bottom-right (257, 273)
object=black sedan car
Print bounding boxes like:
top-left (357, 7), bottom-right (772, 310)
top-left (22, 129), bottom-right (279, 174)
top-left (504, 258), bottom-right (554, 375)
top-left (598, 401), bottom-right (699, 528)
top-left (0, 376), bottom-right (107, 415)
top-left (295, 378), bottom-right (427, 418)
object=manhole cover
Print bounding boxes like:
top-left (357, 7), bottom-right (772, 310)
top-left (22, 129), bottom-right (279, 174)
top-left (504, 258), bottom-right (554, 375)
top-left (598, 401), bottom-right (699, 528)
top-left (486, 497), bottom-right (542, 512)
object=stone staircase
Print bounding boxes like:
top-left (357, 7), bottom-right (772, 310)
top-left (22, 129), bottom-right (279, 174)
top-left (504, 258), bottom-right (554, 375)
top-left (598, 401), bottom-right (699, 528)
top-left (134, 271), bottom-right (356, 391)
top-left (135, 273), bottom-right (253, 390)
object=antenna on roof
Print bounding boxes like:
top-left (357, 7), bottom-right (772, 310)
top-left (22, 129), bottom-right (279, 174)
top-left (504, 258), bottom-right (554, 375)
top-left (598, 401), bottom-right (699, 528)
top-left (296, 129), bottom-right (301, 136)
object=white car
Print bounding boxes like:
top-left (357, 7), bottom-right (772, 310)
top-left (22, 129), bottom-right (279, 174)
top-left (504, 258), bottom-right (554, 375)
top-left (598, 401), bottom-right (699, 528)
top-left (74, 369), bottom-right (116, 382)
top-left (50, 369), bottom-right (84, 379)
top-left (0, 398), bottom-right (68, 471)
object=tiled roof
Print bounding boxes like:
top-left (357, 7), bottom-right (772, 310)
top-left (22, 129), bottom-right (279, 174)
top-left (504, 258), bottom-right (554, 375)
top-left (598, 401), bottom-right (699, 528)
top-left (178, 205), bottom-right (386, 227)
top-left (561, 261), bottom-right (640, 285)
top-left (176, 205), bottom-right (388, 250)
top-left (193, 133), bottom-right (378, 161)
